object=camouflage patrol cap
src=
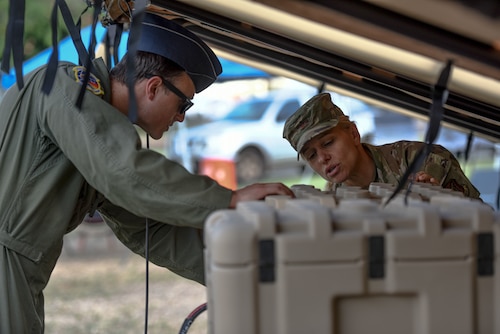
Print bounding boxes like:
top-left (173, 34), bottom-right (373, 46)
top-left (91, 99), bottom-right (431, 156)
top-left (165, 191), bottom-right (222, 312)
top-left (283, 92), bottom-right (345, 154)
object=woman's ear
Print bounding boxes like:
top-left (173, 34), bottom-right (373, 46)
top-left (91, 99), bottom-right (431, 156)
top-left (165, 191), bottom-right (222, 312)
top-left (350, 123), bottom-right (361, 144)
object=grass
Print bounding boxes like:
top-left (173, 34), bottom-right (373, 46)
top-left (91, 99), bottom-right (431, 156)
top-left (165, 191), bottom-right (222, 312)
top-left (44, 229), bottom-right (207, 334)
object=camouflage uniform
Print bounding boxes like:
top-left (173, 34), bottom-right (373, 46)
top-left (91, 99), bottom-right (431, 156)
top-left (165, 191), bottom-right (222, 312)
top-left (324, 141), bottom-right (481, 198)
top-left (284, 93), bottom-right (481, 199)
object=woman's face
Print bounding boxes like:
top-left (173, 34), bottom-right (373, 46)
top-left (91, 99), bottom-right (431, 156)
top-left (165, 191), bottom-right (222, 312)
top-left (301, 124), bottom-right (361, 184)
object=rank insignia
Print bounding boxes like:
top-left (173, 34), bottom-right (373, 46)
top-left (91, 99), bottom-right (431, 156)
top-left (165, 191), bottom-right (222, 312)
top-left (73, 66), bottom-right (104, 97)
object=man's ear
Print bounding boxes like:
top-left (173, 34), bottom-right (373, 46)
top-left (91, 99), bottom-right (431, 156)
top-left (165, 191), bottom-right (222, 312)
top-left (146, 76), bottom-right (163, 100)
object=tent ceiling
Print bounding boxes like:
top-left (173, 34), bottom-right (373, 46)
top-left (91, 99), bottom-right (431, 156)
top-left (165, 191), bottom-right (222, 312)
top-left (149, 0), bottom-right (500, 141)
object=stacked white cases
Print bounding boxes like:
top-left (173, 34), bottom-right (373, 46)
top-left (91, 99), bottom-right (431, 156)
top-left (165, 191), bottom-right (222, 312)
top-left (204, 183), bottom-right (500, 334)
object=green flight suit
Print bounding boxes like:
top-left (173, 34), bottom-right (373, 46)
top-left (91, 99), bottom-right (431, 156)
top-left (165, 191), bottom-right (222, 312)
top-left (0, 58), bottom-right (232, 333)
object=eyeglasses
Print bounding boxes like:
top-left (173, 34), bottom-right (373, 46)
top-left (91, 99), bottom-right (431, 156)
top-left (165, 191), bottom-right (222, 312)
top-left (146, 74), bottom-right (194, 115)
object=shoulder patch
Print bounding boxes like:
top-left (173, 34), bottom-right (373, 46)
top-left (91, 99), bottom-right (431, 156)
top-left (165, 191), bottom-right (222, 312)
top-left (73, 66), bottom-right (104, 97)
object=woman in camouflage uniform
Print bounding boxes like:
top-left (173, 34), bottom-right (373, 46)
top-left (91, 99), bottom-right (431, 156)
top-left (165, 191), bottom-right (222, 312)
top-left (283, 92), bottom-right (480, 198)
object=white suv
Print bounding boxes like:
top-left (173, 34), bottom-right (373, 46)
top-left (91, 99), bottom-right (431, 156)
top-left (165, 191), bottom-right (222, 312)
top-left (166, 89), bottom-right (376, 183)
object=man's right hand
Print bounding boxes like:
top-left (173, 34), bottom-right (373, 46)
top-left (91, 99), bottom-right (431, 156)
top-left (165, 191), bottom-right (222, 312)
top-left (229, 183), bottom-right (295, 208)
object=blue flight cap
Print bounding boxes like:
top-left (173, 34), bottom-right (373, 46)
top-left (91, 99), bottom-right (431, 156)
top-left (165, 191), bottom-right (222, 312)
top-left (137, 13), bottom-right (222, 93)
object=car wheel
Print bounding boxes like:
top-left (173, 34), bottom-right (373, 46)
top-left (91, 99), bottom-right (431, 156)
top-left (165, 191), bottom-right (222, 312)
top-left (236, 148), bottom-right (265, 184)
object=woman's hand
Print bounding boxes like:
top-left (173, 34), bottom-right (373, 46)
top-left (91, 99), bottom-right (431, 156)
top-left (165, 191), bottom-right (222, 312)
top-left (413, 171), bottom-right (440, 185)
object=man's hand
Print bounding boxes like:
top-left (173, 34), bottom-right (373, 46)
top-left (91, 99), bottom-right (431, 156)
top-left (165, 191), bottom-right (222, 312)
top-left (413, 171), bottom-right (440, 185)
top-left (229, 183), bottom-right (295, 208)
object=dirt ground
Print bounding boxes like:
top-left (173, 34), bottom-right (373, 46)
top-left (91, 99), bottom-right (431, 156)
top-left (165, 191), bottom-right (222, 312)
top-left (44, 222), bottom-right (208, 334)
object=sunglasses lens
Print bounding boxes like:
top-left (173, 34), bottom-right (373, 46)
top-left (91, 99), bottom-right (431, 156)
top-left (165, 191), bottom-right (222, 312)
top-left (180, 100), bottom-right (193, 115)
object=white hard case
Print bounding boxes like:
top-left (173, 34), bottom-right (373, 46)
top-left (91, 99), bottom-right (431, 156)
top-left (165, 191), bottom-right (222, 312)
top-left (204, 184), bottom-right (499, 334)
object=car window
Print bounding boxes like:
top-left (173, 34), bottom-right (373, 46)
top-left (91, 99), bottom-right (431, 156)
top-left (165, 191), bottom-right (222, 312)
top-left (276, 100), bottom-right (300, 122)
top-left (223, 100), bottom-right (272, 121)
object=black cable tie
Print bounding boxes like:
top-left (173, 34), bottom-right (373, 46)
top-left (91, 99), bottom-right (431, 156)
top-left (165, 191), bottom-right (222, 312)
top-left (124, 0), bottom-right (148, 123)
top-left (1, 0), bottom-right (26, 90)
top-left (113, 24), bottom-right (124, 67)
top-left (496, 173), bottom-right (500, 211)
top-left (464, 131), bottom-right (473, 163)
top-left (75, 0), bottom-right (102, 109)
top-left (41, 1), bottom-right (60, 95)
top-left (384, 60), bottom-right (453, 206)
top-left (58, 0), bottom-right (91, 65)
top-left (42, 0), bottom-right (94, 95)
top-left (0, 1), bottom-right (14, 74)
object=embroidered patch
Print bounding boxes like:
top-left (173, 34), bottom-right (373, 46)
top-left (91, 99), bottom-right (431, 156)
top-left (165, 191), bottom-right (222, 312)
top-left (73, 66), bottom-right (104, 96)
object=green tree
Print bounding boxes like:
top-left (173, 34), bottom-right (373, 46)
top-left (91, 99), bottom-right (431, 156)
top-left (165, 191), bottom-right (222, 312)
top-left (0, 0), bottom-right (94, 67)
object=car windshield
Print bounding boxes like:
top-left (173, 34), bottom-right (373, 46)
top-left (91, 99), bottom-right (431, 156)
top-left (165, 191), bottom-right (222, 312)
top-left (222, 100), bottom-right (272, 121)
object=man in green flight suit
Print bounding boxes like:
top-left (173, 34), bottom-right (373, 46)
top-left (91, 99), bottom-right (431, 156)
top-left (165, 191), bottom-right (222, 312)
top-left (0, 13), bottom-right (293, 333)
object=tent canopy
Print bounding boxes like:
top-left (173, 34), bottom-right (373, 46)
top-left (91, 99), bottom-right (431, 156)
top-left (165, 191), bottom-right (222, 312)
top-left (1, 25), bottom-right (270, 91)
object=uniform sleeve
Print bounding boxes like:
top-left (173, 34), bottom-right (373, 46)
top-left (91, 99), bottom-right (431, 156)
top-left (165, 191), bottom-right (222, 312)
top-left (422, 144), bottom-right (481, 199)
top-left (99, 201), bottom-right (206, 285)
top-left (36, 65), bottom-right (232, 228)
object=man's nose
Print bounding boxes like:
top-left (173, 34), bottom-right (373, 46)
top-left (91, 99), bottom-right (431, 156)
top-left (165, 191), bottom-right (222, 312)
top-left (175, 112), bottom-right (186, 123)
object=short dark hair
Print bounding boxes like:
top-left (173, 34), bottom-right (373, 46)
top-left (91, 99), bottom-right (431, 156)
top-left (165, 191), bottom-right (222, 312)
top-left (110, 51), bottom-right (185, 84)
